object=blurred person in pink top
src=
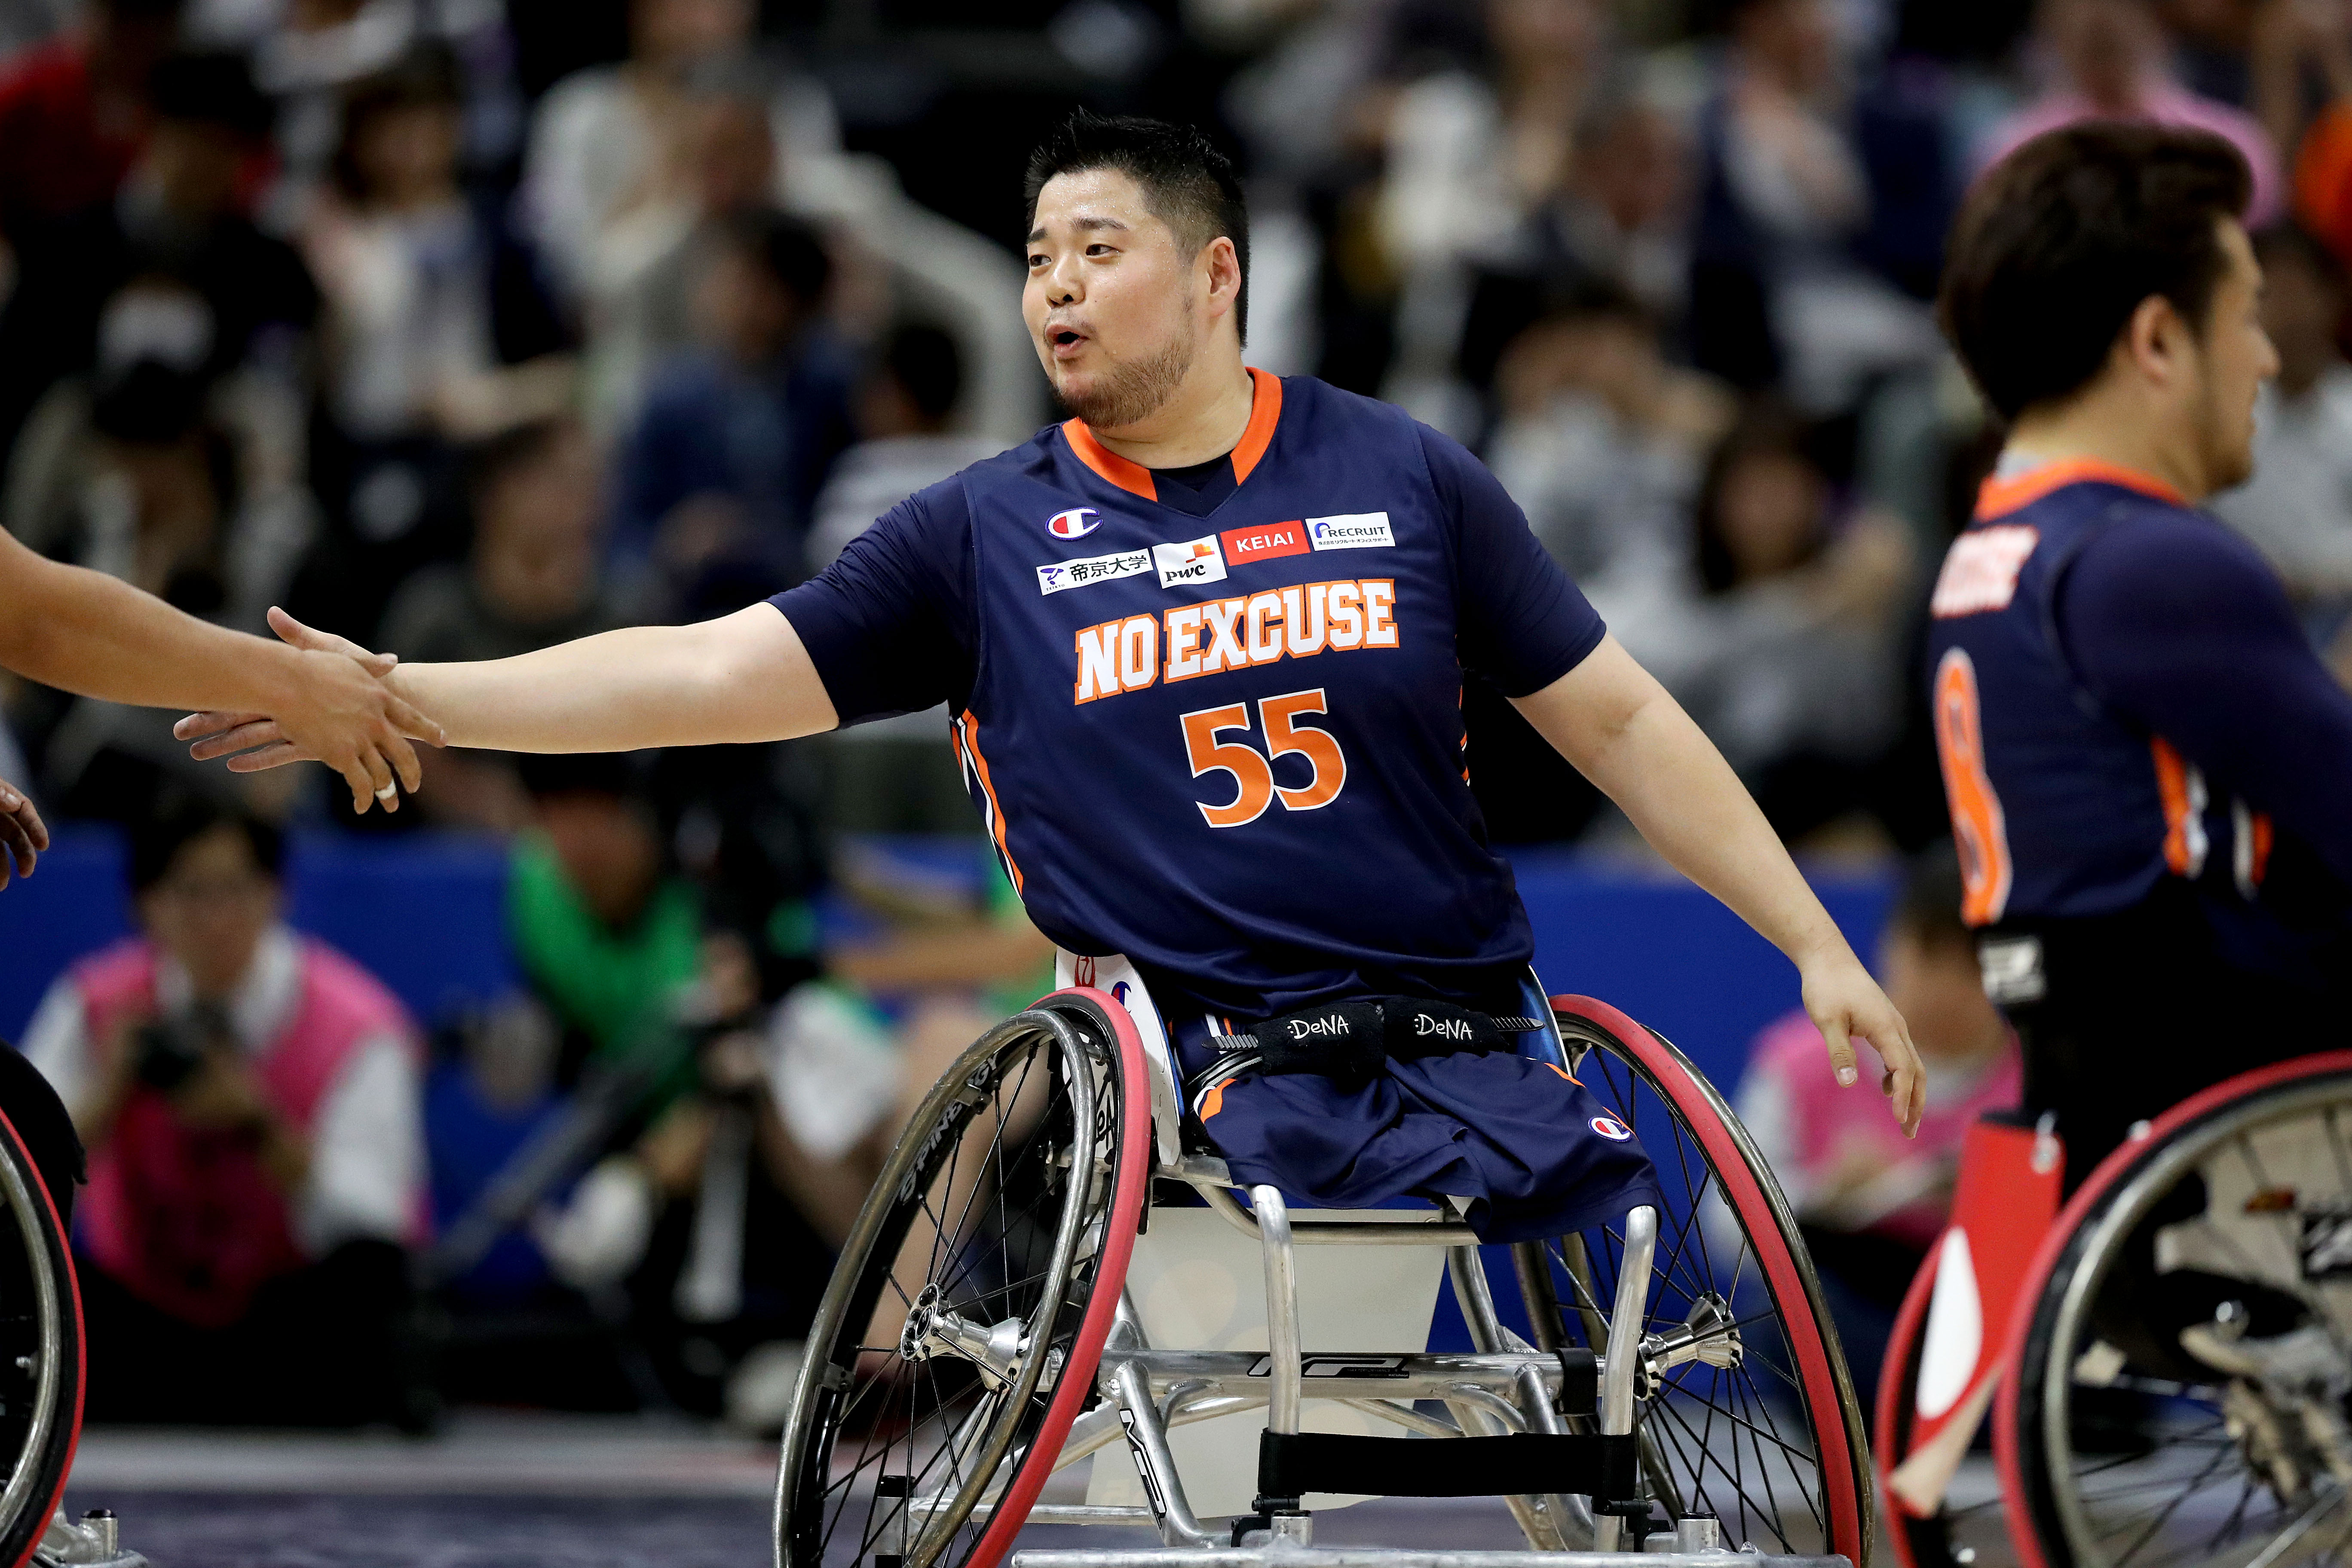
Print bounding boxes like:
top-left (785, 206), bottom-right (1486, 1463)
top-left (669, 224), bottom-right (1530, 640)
top-left (1978, 0), bottom-right (2285, 225)
top-left (1736, 844), bottom-right (2020, 1408)
top-left (21, 794), bottom-right (431, 1427)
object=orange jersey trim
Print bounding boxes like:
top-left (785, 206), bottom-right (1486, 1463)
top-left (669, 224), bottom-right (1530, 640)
top-left (1231, 367), bottom-right (1283, 482)
top-left (956, 711), bottom-right (1026, 894)
top-left (2151, 736), bottom-right (2204, 877)
top-left (1975, 458), bottom-right (2186, 521)
top-left (1061, 418), bottom-right (1156, 500)
top-left (1199, 1076), bottom-right (1235, 1120)
top-left (1060, 367), bottom-right (1286, 501)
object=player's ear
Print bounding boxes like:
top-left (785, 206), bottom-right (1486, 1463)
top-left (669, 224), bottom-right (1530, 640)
top-left (2121, 292), bottom-right (2184, 389)
top-left (1201, 235), bottom-right (1241, 318)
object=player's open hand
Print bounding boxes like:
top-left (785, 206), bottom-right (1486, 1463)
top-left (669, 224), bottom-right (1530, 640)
top-left (174, 608), bottom-right (446, 816)
top-left (0, 778), bottom-right (48, 890)
top-left (1800, 951), bottom-right (1925, 1137)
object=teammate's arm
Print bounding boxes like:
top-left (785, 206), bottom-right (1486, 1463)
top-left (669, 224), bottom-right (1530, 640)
top-left (0, 530), bottom-right (441, 812)
top-left (180, 603), bottom-right (842, 765)
top-left (1513, 639), bottom-right (1925, 1135)
top-left (2060, 515), bottom-right (2352, 883)
top-left (1427, 420), bottom-right (1924, 1134)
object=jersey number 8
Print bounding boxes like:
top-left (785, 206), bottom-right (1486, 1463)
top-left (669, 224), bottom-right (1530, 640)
top-left (1180, 689), bottom-right (1348, 828)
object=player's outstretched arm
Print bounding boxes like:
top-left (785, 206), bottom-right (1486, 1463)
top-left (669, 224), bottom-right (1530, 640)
top-left (178, 603), bottom-right (840, 766)
top-left (0, 529), bottom-right (441, 813)
top-left (1515, 635), bottom-right (1926, 1136)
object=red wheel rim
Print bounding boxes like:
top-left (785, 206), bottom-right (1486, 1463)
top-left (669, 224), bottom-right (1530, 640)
top-left (1993, 1050), bottom-right (2352, 1568)
top-left (959, 988), bottom-right (1151, 1568)
top-left (0, 1102), bottom-right (80, 1568)
top-left (1552, 994), bottom-right (1870, 1564)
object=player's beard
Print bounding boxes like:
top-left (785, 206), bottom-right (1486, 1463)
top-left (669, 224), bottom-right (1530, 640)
top-left (2194, 363), bottom-right (2257, 493)
top-left (1056, 321), bottom-right (1196, 431)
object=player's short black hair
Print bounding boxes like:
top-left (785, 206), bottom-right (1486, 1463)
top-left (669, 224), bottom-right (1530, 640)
top-left (130, 792), bottom-right (284, 894)
top-left (1023, 111), bottom-right (1251, 344)
top-left (715, 207), bottom-right (833, 312)
top-left (1940, 122), bottom-right (2251, 422)
top-left (881, 322), bottom-right (963, 423)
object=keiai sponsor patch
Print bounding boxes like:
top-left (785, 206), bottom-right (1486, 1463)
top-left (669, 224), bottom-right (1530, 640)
top-left (1038, 547), bottom-right (1151, 596)
top-left (1306, 512), bottom-right (1393, 551)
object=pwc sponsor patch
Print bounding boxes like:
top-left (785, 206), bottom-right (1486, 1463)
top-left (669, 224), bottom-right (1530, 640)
top-left (1037, 547), bottom-right (1151, 596)
top-left (1306, 512), bottom-right (1393, 551)
top-left (1221, 521), bottom-right (1309, 566)
top-left (1153, 535), bottom-right (1228, 590)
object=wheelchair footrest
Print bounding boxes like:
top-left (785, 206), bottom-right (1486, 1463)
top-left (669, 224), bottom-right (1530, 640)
top-left (1257, 1428), bottom-right (1637, 1499)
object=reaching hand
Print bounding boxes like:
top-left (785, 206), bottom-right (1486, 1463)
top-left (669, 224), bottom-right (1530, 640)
top-left (174, 608), bottom-right (447, 815)
top-left (0, 778), bottom-right (47, 890)
top-left (1800, 949), bottom-right (1925, 1138)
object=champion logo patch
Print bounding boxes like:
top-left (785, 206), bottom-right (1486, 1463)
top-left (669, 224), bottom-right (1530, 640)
top-left (1222, 521), bottom-right (1309, 565)
top-left (1047, 506), bottom-right (1101, 539)
top-left (1152, 535), bottom-right (1228, 590)
top-left (1589, 1115), bottom-right (1633, 1142)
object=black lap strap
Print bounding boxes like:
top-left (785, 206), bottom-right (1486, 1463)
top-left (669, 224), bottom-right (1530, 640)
top-left (1185, 997), bottom-right (1549, 1100)
top-left (1257, 1428), bottom-right (1636, 1500)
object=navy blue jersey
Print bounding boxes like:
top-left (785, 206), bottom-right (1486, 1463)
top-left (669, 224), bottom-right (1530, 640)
top-left (1925, 461), bottom-right (2352, 987)
top-left (774, 370), bottom-right (1604, 1022)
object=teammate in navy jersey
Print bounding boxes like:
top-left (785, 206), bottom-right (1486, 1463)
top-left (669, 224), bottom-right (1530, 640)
top-left (1929, 123), bottom-right (2352, 1203)
top-left (178, 114), bottom-right (1922, 1240)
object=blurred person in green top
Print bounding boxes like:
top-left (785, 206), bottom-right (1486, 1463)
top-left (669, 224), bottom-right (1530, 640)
top-left (505, 750), bottom-right (1051, 1427)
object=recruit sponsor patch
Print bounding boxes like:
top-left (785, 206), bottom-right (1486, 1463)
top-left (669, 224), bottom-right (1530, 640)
top-left (1306, 512), bottom-right (1394, 550)
top-left (1038, 548), bottom-right (1150, 596)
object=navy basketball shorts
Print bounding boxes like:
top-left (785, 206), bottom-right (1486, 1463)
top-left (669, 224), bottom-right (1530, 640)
top-left (1173, 1016), bottom-right (1663, 1245)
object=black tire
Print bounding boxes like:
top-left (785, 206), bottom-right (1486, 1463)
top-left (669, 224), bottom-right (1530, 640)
top-left (773, 996), bottom-right (1148, 1568)
top-left (2001, 1055), bottom-right (2352, 1568)
top-left (0, 1099), bottom-right (82, 1568)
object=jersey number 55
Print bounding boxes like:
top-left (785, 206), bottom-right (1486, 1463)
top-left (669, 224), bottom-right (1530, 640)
top-left (1180, 689), bottom-right (1348, 828)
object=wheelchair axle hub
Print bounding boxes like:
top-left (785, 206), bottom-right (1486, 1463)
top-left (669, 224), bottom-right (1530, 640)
top-left (1637, 1293), bottom-right (1743, 1400)
top-left (901, 1283), bottom-right (1031, 1389)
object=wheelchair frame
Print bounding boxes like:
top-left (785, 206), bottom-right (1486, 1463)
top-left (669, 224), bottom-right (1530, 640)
top-left (1005, 1166), bottom-right (1845, 1568)
top-left (1876, 1050), bottom-right (2352, 1568)
top-left (777, 986), bottom-right (1871, 1568)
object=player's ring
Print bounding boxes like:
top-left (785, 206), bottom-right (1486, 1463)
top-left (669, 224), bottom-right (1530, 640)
top-left (376, 785), bottom-right (398, 802)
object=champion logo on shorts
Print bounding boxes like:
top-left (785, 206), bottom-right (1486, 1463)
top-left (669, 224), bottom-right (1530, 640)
top-left (1047, 506), bottom-right (1101, 539)
top-left (1589, 1114), bottom-right (1632, 1142)
top-left (1038, 548), bottom-right (1151, 595)
top-left (1306, 512), bottom-right (1394, 550)
top-left (1153, 535), bottom-right (1228, 590)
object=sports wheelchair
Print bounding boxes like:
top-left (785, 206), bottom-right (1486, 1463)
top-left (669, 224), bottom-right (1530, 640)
top-left (1877, 1051), bottom-right (2352, 1568)
top-left (0, 1047), bottom-right (144, 1568)
top-left (774, 980), bottom-right (1873, 1568)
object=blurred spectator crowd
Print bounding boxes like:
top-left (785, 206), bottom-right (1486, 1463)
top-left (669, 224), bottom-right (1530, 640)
top-left (6, 0), bottom-right (2352, 1429)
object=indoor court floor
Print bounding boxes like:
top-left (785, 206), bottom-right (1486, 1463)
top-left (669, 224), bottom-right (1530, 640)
top-left (59, 1412), bottom-right (1999, 1567)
